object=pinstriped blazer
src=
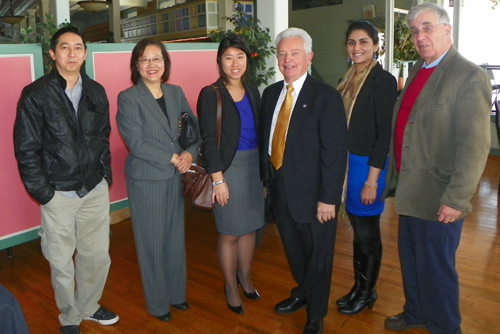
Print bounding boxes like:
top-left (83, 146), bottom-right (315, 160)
top-left (117, 79), bottom-right (201, 180)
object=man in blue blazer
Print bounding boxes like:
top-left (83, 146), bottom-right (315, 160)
top-left (261, 28), bottom-right (347, 334)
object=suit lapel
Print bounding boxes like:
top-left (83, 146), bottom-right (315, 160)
top-left (219, 83), bottom-right (232, 103)
top-left (359, 65), bottom-right (379, 98)
top-left (411, 68), bottom-right (441, 113)
top-left (287, 76), bottom-right (312, 140)
top-left (137, 80), bottom-right (171, 137)
top-left (244, 83), bottom-right (260, 129)
top-left (264, 83), bottom-right (282, 137)
top-left (161, 85), bottom-right (180, 141)
top-left (392, 59), bottom-right (422, 129)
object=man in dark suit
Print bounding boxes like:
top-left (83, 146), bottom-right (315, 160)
top-left (382, 4), bottom-right (491, 333)
top-left (261, 27), bottom-right (347, 334)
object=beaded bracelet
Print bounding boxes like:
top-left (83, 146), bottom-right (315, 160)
top-left (364, 182), bottom-right (378, 189)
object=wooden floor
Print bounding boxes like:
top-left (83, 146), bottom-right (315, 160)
top-left (1, 155), bottom-right (500, 334)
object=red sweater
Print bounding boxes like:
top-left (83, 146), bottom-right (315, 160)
top-left (394, 67), bottom-right (436, 172)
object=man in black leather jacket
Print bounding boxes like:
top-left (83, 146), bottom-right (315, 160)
top-left (13, 27), bottom-right (118, 334)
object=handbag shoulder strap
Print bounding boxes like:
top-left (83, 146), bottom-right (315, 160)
top-left (211, 85), bottom-right (222, 149)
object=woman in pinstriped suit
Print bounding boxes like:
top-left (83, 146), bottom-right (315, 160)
top-left (116, 39), bottom-right (201, 322)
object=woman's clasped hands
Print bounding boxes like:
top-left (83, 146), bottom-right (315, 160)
top-left (171, 151), bottom-right (193, 174)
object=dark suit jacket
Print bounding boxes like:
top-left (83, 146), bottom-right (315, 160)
top-left (261, 75), bottom-right (347, 223)
top-left (117, 79), bottom-right (200, 180)
top-left (347, 63), bottom-right (397, 169)
top-left (197, 78), bottom-right (261, 174)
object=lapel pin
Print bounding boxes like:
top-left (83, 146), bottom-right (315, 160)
top-left (303, 104), bottom-right (307, 108)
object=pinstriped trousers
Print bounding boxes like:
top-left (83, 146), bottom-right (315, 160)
top-left (126, 176), bottom-right (187, 317)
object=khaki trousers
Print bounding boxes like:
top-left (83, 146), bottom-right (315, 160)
top-left (39, 183), bottom-right (111, 326)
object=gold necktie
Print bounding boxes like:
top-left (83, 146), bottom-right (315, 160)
top-left (271, 84), bottom-right (294, 170)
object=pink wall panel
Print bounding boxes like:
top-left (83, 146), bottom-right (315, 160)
top-left (169, 50), bottom-right (219, 112)
top-left (92, 50), bottom-right (218, 203)
top-left (0, 56), bottom-right (39, 237)
top-left (93, 52), bottom-right (133, 204)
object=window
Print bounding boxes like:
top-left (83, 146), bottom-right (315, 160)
top-left (125, 9), bottom-right (137, 18)
top-left (198, 14), bottom-right (206, 28)
top-left (183, 18), bottom-right (190, 30)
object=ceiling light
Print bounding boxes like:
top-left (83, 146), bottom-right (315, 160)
top-left (0, 0), bottom-right (25, 25)
top-left (77, 0), bottom-right (110, 12)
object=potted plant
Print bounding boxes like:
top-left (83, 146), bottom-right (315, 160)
top-left (393, 14), bottom-right (419, 90)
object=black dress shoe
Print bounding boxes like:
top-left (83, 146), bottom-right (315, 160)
top-left (384, 313), bottom-right (427, 331)
top-left (236, 276), bottom-right (260, 300)
top-left (156, 312), bottom-right (171, 322)
top-left (60, 325), bottom-right (81, 334)
top-left (274, 297), bottom-right (307, 314)
top-left (242, 289), bottom-right (260, 300)
top-left (172, 302), bottom-right (190, 310)
top-left (224, 285), bottom-right (244, 314)
top-left (303, 318), bottom-right (323, 334)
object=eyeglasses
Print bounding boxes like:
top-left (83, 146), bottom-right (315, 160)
top-left (138, 57), bottom-right (163, 65)
top-left (410, 23), bottom-right (444, 37)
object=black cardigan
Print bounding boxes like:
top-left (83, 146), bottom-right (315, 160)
top-left (197, 78), bottom-right (261, 174)
top-left (347, 63), bottom-right (397, 169)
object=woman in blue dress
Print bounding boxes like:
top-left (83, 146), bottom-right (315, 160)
top-left (336, 21), bottom-right (397, 315)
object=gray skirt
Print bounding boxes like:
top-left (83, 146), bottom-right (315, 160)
top-left (213, 147), bottom-right (265, 236)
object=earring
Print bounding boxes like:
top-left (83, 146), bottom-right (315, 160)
top-left (347, 57), bottom-right (352, 63)
top-left (372, 53), bottom-right (378, 60)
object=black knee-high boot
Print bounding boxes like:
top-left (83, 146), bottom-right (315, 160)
top-left (337, 252), bottom-right (380, 315)
top-left (336, 242), bottom-right (361, 306)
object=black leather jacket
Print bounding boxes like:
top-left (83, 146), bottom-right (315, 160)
top-left (14, 69), bottom-right (112, 205)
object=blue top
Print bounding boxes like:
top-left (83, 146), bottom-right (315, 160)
top-left (235, 93), bottom-right (258, 151)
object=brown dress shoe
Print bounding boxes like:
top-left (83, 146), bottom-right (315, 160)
top-left (385, 313), bottom-right (427, 331)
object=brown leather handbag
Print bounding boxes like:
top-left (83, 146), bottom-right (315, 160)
top-left (182, 86), bottom-right (222, 210)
